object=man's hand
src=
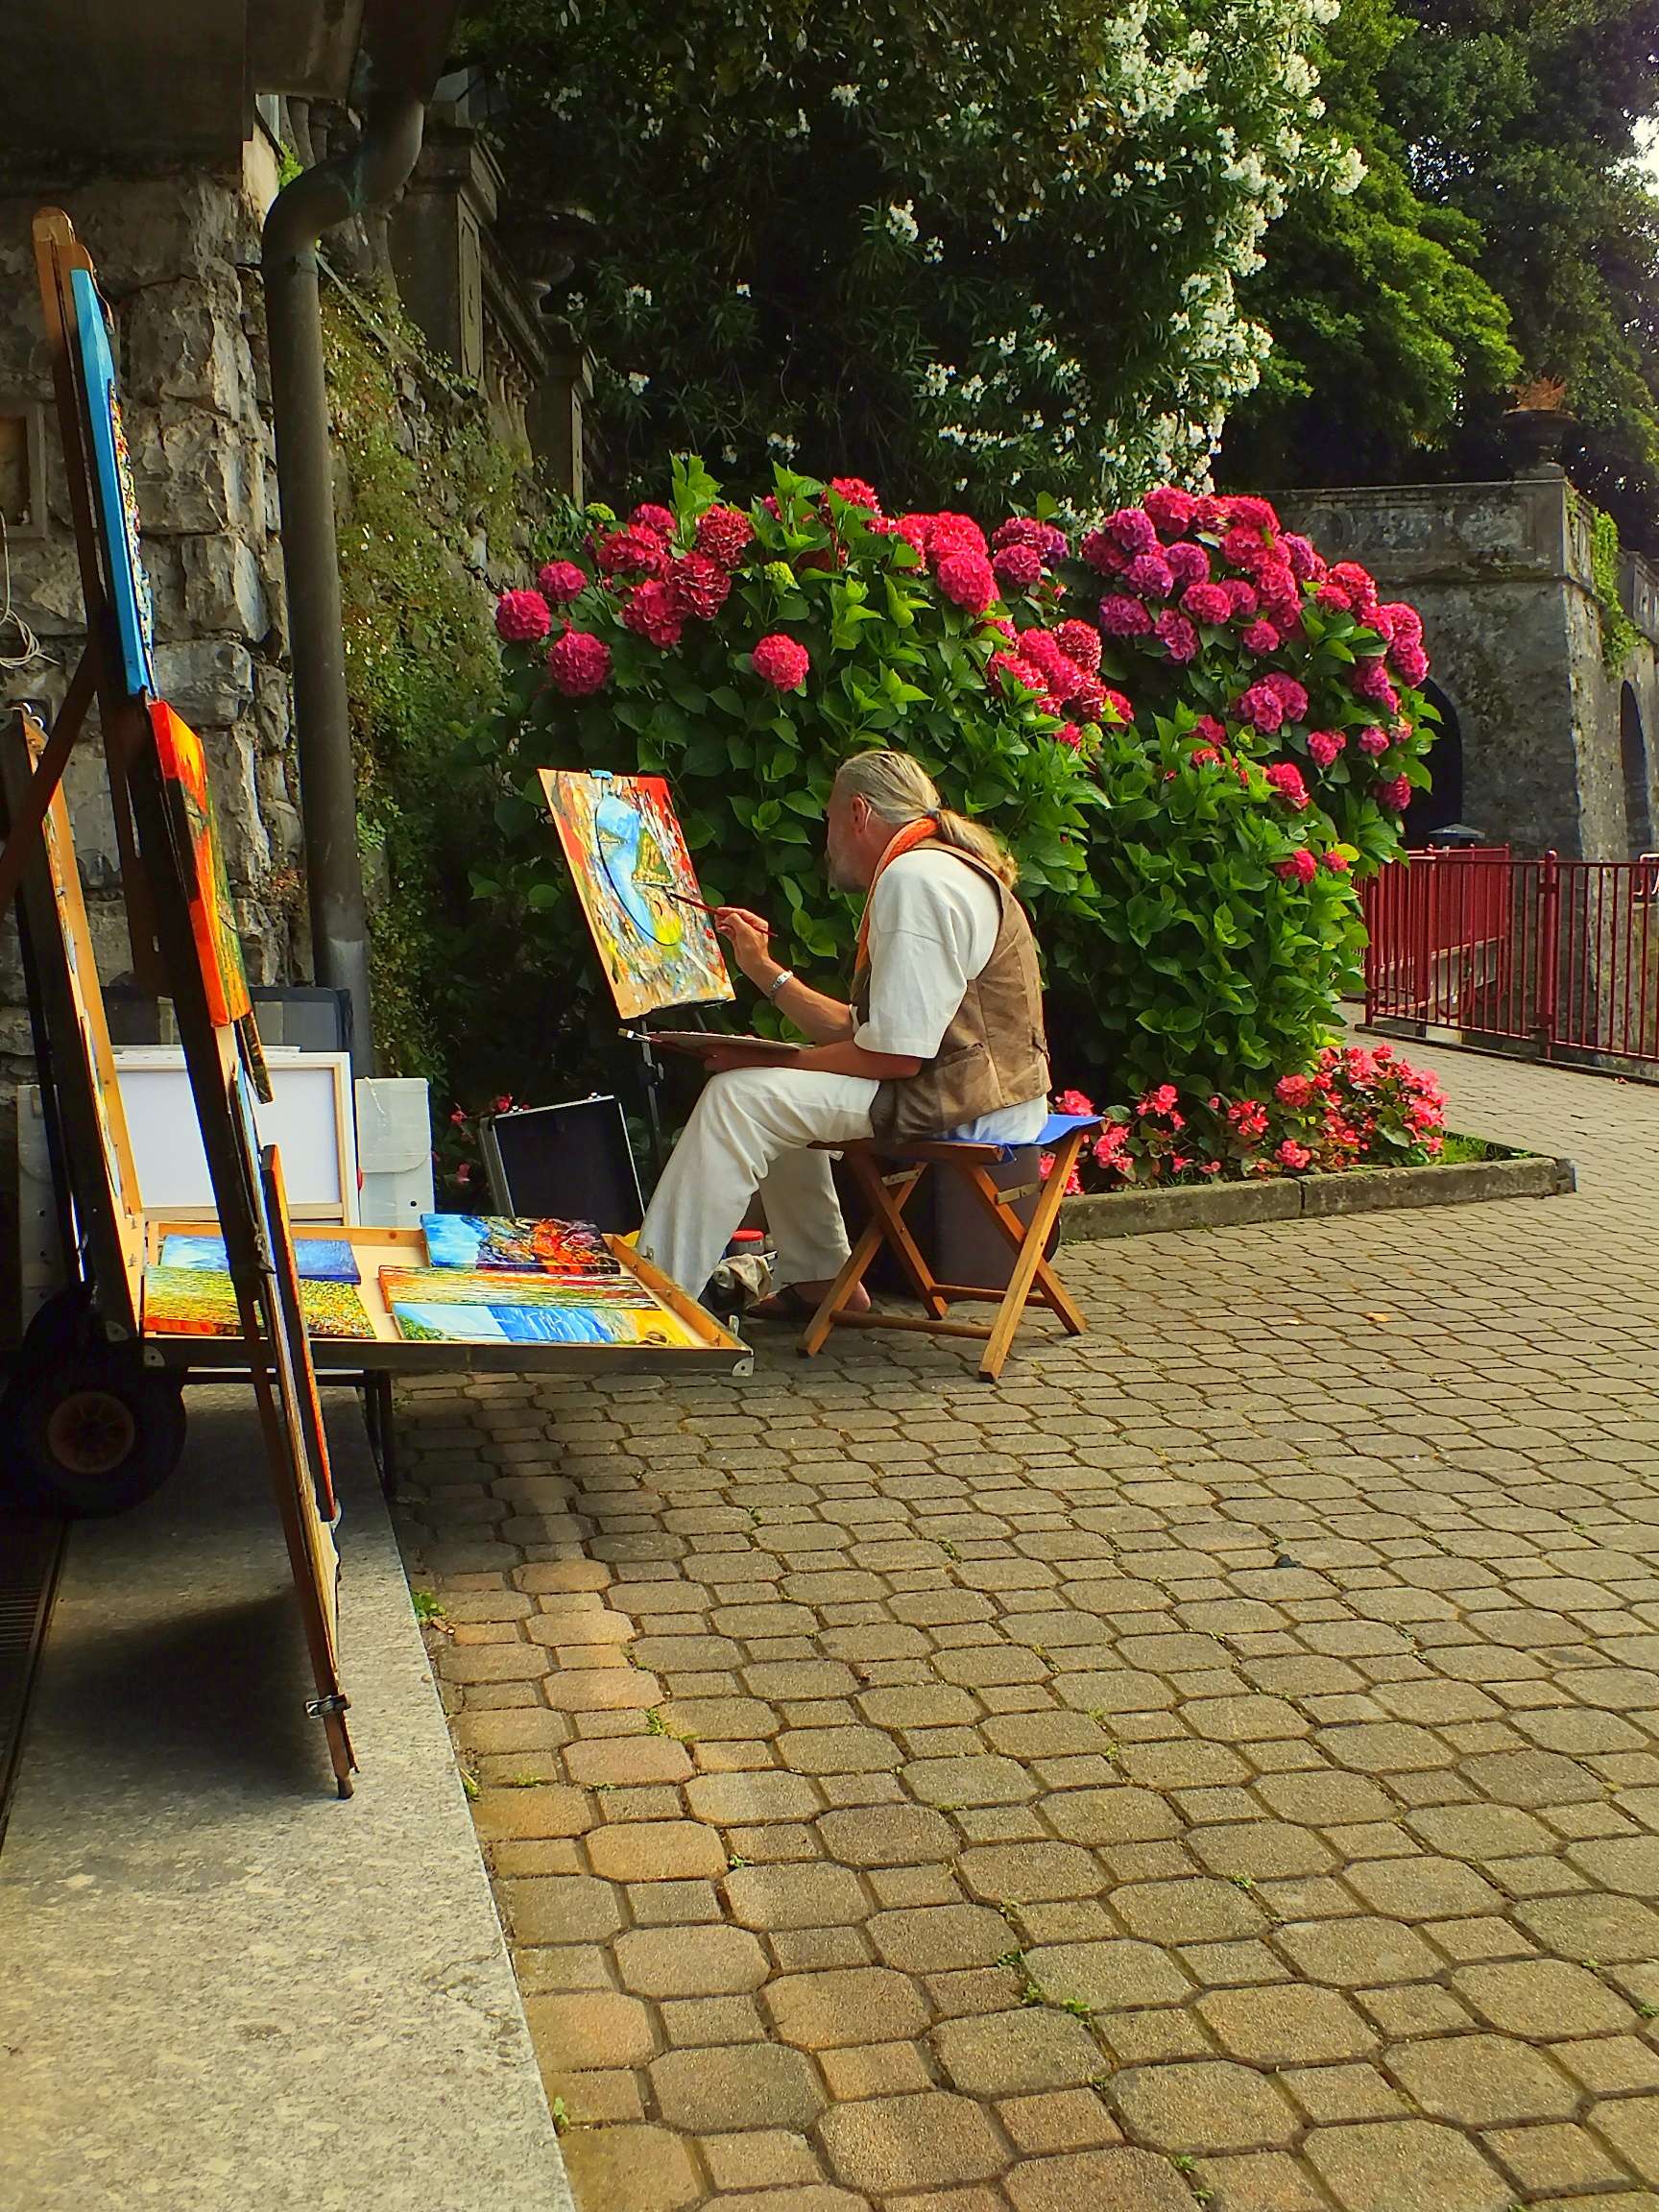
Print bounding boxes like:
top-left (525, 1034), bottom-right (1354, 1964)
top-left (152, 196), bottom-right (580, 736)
top-left (713, 905), bottom-right (776, 988)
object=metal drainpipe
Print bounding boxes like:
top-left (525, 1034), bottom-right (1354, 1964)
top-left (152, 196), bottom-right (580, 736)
top-left (262, 47), bottom-right (441, 1075)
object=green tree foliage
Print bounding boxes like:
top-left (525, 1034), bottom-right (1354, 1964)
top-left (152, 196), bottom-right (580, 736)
top-left (1226, 0), bottom-right (1659, 548)
top-left (461, 0), bottom-right (1358, 510)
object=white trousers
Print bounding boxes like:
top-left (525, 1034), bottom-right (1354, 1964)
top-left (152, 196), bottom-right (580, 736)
top-left (637, 1067), bottom-right (879, 1297)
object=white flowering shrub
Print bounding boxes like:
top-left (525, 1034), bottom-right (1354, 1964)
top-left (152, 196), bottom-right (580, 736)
top-left (466, 0), bottom-right (1358, 508)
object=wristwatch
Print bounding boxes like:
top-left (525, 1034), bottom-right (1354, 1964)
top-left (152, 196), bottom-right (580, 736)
top-left (766, 968), bottom-right (796, 1002)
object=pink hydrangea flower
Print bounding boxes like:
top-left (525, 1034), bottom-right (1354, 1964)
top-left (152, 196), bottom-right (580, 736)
top-left (1193, 714), bottom-right (1227, 744)
top-left (992, 543), bottom-right (1044, 590)
top-left (1226, 493), bottom-right (1281, 532)
top-left (1379, 601), bottom-right (1424, 646)
top-left (1241, 618), bottom-right (1281, 656)
top-left (1154, 610), bottom-right (1199, 662)
top-left (1237, 681), bottom-right (1289, 733)
top-left (1078, 529), bottom-right (1128, 575)
top-left (546, 629), bottom-right (612, 696)
top-left (989, 650), bottom-right (1047, 701)
top-left (1276, 849), bottom-right (1318, 884)
top-left (937, 550), bottom-right (999, 613)
top-left (1322, 850), bottom-right (1352, 873)
top-left (695, 505), bottom-right (755, 568)
top-left (1182, 582), bottom-right (1233, 626)
top-left (827, 476), bottom-right (882, 514)
top-left (927, 512), bottom-right (989, 559)
top-left (1144, 486), bottom-right (1200, 537)
top-left (1375, 775), bottom-right (1412, 811)
top-left (1281, 533), bottom-right (1322, 582)
top-left (1358, 726), bottom-right (1391, 757)
top-left (621, 579), bottom-right (684, 649)
top-left (1264, 761), bottom-right (1310, 809)
top-left (597, 524), bottom-right (668, 579)
top-left (1068, 672), bottom-right (1106, 720)
top-left (1314, 582), bottom-right (1354, 613)
top-left (494, 589), bottom-right (552, 643)
top-left (630, 502), bottom-right (676, 537)
top-left (1262, 674), bottom-right (1310, 721)
top-left (666, 551), bottom-right (733, 620)
top-left (1053, 721), bottom-right (1084, 750)
top-left (1353, 657), bottom-right (1398, 706)
top-left (1054, 618), bottom-right (1102, 673)
top-left (993, 516), bottom-right (1068, 563)
top-left (751, 633), bottom-right (811, 690)
top-left (1391, 639), bottom-right (1430, 687)
top-left (1308, 729), bottom-right (1346, 768)
top-left (538, 562), bottom-right (588, 606)
top-left (1165, 541), bottom-right (1211, 588)
top-left (1123, 552), bottom-right (1175, 598)
top-left (1102, 688), bottom-right (1135, 726)
top-left (1223, 578), bottom-right (1261, 617)
top-left (1098, 594), bottom-right (1153, 637)
top-left (1103, 507), bottom-right (1159, 556)
top-left (1330, 561), bottom-right (1381, 613)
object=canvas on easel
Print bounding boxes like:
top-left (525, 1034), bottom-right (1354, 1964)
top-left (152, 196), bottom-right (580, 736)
top-left (0, 709), bottom-right (145, 1339)
top-left (129, 733), bottom-right (355, 1795)
top-left (541, 768), bottom-right (734, 1020)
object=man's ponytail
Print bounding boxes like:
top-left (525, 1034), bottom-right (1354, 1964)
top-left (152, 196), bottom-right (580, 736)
top-left (831, 751), bottom-right (1018, 885)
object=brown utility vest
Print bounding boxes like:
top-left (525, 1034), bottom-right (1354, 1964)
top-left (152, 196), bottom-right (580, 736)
top-left (851, 845), bottom-right (1051, 1145)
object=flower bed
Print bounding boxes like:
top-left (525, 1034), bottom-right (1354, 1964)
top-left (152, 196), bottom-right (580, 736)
top-left (1044, 1039), bottom-right (1448, 1195)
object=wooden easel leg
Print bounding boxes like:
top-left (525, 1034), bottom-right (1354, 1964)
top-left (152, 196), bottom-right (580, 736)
top-left (977, 1132), bottom-right (1089, 1382)
top-left (0, 655), bottom-right (95, 919)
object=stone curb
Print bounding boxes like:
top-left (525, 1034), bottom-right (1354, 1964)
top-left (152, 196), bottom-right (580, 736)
top-left (1058, 1151), bottom-right (1576, 1243)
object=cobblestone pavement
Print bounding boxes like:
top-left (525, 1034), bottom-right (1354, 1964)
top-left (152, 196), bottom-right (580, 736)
top-left (395, 1045), bottom-right (1659, 2212)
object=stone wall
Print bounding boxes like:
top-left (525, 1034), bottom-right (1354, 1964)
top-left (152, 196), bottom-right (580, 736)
top-left (0, 139), bottom-right (300, 1324)
top-left (1278, 474), bottom-right (1659, 861)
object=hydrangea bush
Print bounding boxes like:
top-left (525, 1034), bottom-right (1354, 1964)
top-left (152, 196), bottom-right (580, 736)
top-left (472, 458), bottom-right (1441, 1174)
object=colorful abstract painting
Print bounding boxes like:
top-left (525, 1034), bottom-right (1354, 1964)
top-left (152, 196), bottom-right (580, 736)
top-left (541, 770), bottom-right (733, 1020)
top-left (389, 1297), bottom-right (702, 1348)
top-left (161, 1233), bottom-right (360, 1285)
top-left (380, 1265), bottom-right (655, 1310)
top-left (421, 1213), bottom-right (620, 1277)
top-left (144, 1265), bottom-right (376, 1341)
top-left (149, 700), bottom-right (252, 1029)
top-left (71, 265), bottom-right (155, 699)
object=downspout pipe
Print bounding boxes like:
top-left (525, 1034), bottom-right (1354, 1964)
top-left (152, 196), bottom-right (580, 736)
top-left (262, 28), bottom-right (448, 1072)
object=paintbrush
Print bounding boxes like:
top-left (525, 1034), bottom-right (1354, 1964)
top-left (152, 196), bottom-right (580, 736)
top-left (661, 888), bottom-right (719, 917)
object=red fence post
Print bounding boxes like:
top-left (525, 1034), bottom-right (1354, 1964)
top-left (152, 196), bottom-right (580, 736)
top-left (1538, 851), bottom-right (1561, 1058)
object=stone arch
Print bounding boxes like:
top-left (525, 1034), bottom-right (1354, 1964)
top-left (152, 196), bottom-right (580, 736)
top-left (1622, 684), bottom-right (1653, 855)
top-left (1403, 680), bottom-right (1465, 844)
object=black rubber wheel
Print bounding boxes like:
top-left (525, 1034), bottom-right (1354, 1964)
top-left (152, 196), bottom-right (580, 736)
top-left (1, 1349), bottom-right (187, 1518)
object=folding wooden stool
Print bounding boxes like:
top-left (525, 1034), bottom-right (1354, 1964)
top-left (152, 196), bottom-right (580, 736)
top-left (800, 1113), bottom-right (1101, 1382)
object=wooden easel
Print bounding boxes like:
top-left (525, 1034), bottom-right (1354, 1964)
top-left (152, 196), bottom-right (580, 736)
top-left (1, 210), bottom-right (355, 1795)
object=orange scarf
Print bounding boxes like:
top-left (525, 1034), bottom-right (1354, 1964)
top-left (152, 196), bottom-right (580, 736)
top-left (854, 818), bottom-right (939, 973)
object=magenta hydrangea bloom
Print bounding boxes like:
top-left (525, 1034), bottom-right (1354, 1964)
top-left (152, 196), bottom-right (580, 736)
top-left (992, 543), bottom-right (1044, 590)
top-left (1153, 610), bottom-right (1198, 663)
top-left (751, 633), bottom-right (811, 690)
top-left (1264, 761), bottom-right (1310, 810)
top-left (546, 629), bottom-right (612, 696)
top-left (1098, 594), bottom-right (1153, 638)
top-left (1165, 541), bottom-right (1211, 588)
top-left (1237, 681), bottom-right (1289, 733)
top-left (1276, 849), bottom-right (1317, 884)
top-left (937, 550), bottom-right (999, 613)
top-left (538, 561), bottom-right (588, 606)
top-left (1143, 486), bottom-right (1199, 538)
top-left (622, 580), bottom-right (684, 649)
top-left (630, 502), bottom-right (676, 537)
top-left (1358, 727), bottom-right (1391, 757)
top-left (1103, 506), bottom-right (1159, 556)
top-left (1053, 618), bottom-right (1101, 673)
top-left (1181, 582), bottom-right (1233, 627)
top-left (1375, 775), bottom-right (1412, 811)
top-left (695, 505), bottom-right (755, 569)
top-left (494, 589), bottom-right (552, 643)
top-left (1241, 618), bottom-right (1281, 656)
top-left (1308, 730), bottom-right (1346, 768)
top-left (1123, 552), bottom-right (1175, 599)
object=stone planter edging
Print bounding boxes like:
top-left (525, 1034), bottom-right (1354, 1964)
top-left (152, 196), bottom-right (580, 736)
top-left (1058, 1152), bottom-right (1576, 1244)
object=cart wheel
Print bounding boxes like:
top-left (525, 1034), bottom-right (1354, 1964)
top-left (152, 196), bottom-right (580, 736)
top-left (1, 1349), bottom-right (187, 1518)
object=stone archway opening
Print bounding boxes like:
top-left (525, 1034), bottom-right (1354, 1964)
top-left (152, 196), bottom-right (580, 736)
top-left (1622, 684), bottom-right (1652, 855)
top-left (1403, 681), bottom-right (1465, 845)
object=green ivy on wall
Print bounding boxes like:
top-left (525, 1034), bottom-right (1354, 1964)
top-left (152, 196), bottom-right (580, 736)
top-left (1589, 503), bottom-right (1640, 675)
top-left (322, 281), bottom-right (544, 1097)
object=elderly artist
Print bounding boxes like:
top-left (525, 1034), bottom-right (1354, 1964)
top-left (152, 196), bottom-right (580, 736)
top-left (637, 749), bottom-right (1051, 1315)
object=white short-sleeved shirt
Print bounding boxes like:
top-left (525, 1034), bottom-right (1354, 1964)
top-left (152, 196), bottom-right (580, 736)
top-left (853, 849), bottom-right (1048, 1143)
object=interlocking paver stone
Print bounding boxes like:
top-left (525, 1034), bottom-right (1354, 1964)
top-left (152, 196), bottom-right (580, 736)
top-left (396, 1047), bottom-right (1659, 2210)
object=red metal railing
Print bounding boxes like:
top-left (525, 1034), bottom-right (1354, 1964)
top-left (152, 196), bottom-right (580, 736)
top-left (1362, 849), bottom-right (1659, 1069)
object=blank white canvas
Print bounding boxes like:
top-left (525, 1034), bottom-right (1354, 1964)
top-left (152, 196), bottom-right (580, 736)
top-left (113, 1049), bottom-right (357, 1221)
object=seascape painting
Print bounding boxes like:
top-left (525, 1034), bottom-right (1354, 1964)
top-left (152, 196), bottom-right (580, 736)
top-left (381, 1265), bottom-right (654, 1310)
top-left (390, 1297), bottom-right (702, 1348)
top-left (541, 769), bottom-right (733, 1021)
